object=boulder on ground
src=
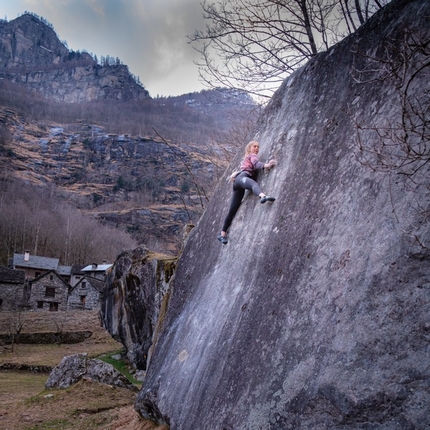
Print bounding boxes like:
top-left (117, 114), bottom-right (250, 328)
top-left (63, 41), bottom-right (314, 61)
top-left (45, 353), bottom-right (138, 392)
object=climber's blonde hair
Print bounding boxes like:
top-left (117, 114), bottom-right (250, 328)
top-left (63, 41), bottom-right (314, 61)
top-left (244, 141), bottom-right (259, 156)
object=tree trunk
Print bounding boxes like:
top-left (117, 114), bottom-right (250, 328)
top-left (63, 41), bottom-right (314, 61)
top-left (299, 0), bottom-right (318, 56)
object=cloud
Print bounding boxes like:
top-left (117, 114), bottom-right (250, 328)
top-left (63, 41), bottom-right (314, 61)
top-left (3, 0), bottom-right (208, 96)
top-left (121, 0), bottom-right (205, 95)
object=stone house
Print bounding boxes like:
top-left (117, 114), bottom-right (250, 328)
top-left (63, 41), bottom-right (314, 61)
top-left (1, 253), bottom-right (111, 312)
top-left (0, 266), bottom-right (26, 311)
top-left (68, 276), bottom-right (105, 310)
top-left (12, 251), bottom-right (60, 279)
top-left (27, 270), bottom-right (70, 311)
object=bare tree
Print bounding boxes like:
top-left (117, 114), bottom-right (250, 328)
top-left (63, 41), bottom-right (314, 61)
top-left (352, 28), bottom-right (430, 249)
top-left (8, 308), bottom-right (26, 353)
top-left (153, 128), bottom-right (209, 209)
top-left (189, 0), bottom-right (388, 99)
top-left (0, 178), bottom-right (137, 266)
top-left (353, 29), bottom-right (430, 187)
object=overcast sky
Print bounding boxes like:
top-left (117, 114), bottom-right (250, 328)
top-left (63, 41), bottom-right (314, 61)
top-left (1, 0), bottom-right (208, 97)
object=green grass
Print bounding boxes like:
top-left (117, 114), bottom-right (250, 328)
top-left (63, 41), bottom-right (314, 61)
top-left (97, 350), bottom-right (142, 387)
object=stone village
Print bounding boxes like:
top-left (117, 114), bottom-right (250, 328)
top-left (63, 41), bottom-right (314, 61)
top-left (0, 251), bottom-right (111, 312)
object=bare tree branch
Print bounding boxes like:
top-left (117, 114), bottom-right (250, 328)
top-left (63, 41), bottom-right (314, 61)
top-left (189, 0), bottom-right (388, 98)
top-left (152, 128), bottom-right (209, 209)
top-left (352, 28), bottom-right (430, 250)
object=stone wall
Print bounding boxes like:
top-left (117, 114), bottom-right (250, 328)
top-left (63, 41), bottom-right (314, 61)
top-left (0, 282), bottom-right (25, 311)
top-left (0, 330), bottom-right (92, 344)
top-left (0, 267), bottom-right (26, 311)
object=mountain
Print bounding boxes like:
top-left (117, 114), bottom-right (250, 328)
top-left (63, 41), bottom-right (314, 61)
top-left (0, 13), bottom-right (258, 258)
top-left (99, 0), bottom-right (430, 427)
top-left (0, 13), bottom-right (149, 102)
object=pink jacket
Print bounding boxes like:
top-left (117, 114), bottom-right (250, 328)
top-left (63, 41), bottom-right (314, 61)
top-left (240, 154), bottom-right (265, 176)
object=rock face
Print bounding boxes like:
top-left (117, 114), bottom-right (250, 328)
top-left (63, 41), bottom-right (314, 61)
top-left (0, 13), bottom-right (69, 69)
top-left (3, 64), bottom-right (149, 103)
top-left (133, 0), bottom-right (430, 428)
top-left (0, 13), bottom-right (149, 102)
top-left (100, 246), bottom-right (176, 370)
top-left (45, 353), bottom-right (138, 391)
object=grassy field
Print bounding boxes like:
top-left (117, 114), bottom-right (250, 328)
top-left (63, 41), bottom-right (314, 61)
top-left (0, 311), bottom-right (168, 430)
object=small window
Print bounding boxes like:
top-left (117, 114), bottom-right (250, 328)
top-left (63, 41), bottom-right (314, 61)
top-left (49, 302), bottom-right (58, 311)
top-left (37, 301), bottom-right (44, 309)
top-left (35, 271), bottom-right (41, 278)
top-left (82, 281), bottom-right (87, 289)
top-left (0, 298), bottom-right (3, 307)
top-left (45, 287), bottom-right (55, 298)
top-left (80, 295), bottom-right (86, 304)
top-left (50, 274), bottom-right (53, 280)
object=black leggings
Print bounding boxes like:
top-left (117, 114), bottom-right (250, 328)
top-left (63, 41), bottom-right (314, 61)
top-left (222, 173), bottom-right (262, 233)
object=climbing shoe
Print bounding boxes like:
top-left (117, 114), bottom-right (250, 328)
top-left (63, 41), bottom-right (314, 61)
top-left (218, 234), bottom-right (228, 245)
top-left (260, 195), bottom-right (276, 204)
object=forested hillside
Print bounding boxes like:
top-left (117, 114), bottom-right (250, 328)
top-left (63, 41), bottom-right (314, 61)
top-left (0, 83), bottom-right (258, 265)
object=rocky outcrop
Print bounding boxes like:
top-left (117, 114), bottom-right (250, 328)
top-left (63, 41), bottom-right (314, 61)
top-left (2, 64), bottom-right (149, 103)
top-left (100, 246), bottom-right (176, 370)
top-left (0, 13), bottom-right (69, 69)
top-left (45, 353), bottom-right (138, 391)
top-left (0, 13), bottom-right (149, 102)
top-left (130, 0), bottom-right (430, 428)
top-left (0, 111), bottom-right (224, 251)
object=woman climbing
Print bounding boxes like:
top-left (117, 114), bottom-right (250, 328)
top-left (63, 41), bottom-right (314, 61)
top-left (218, 140), bottom-right (277, 245)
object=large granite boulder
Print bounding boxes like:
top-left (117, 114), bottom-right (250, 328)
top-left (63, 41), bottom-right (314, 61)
top-left (134, 0), bottom-right (430, 428)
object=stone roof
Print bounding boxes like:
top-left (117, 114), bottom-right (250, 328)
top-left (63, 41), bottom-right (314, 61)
top-left (71, 264), bottom-right (85, 275)
top-left (57, 265), bottom-right (72, 276)
top-left (0, 266), bottom-right (25, 284)
top-left (13, 253), bottom-right (59, 271)
top-left (71, 275), bottom-right (105, 293)
top-left (87, 277), bottom-right (106, 292)
top-left (29, 270), bottom-right (70, 286)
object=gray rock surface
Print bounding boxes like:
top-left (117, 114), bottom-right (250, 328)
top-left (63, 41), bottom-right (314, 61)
top-left (134, 0), bottom-right (430, 428)
top-left (45, 353), bottom-right (137, 391)
top-left (4, 64), bottom-right (150, 103)
top-left (100, 246), bottom-right (176, 370)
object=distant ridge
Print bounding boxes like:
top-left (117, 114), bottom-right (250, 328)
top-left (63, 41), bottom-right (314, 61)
top-left (0, 13), bottom-right (150, 102)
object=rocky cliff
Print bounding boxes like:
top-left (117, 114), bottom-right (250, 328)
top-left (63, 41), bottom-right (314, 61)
top-left (122, 0), bottom-right (429, 428)
top-left (2, 63), bottom-right (149, 103)
top-left (0, 13), bottom-right (149, 102)
top-left (100, 246), bottom-right (177, 371)
top-left (0, 108), bottom-right (227, 252)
